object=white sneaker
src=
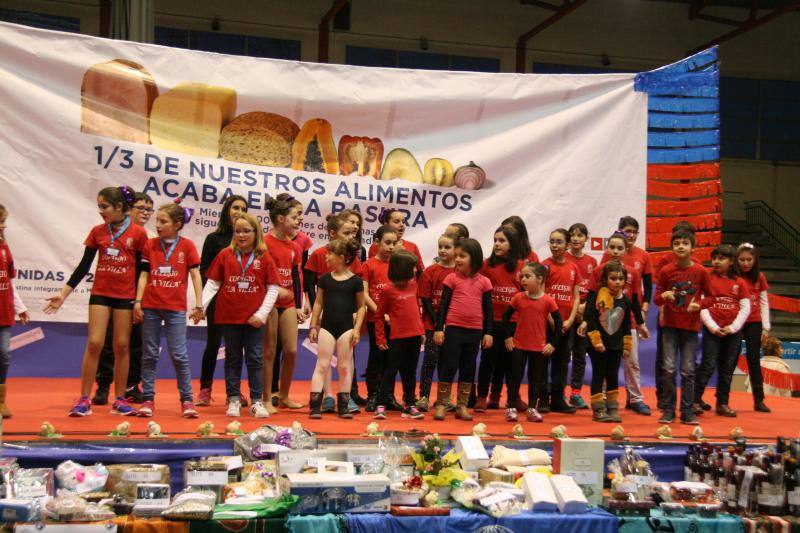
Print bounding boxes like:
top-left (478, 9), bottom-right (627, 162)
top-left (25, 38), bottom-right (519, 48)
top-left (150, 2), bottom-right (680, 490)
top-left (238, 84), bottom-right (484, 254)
top-left (226, 399), bottom-right (241, 417)
top-left (251, 400), bottom-right (269, 418)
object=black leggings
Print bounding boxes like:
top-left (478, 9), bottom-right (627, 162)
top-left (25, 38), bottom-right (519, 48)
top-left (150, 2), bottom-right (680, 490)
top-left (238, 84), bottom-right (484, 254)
top-left (588, 348), bottom-right (622, 395)
top-left (569, 323), bottom-right (588, 391)
top-left (419, 330), bottom-right (439, 400)
top-left (477, 321), bottom-right (514, 398)
top-left (438, 326), bottom-right (482, 384)
top-left (199, 299), bottom-right (222, 389)
top-left (696, 327), bottom-right (742, 406)
top-left (380, 335), bottom-right (421, 405)
top-left (508, 349), bottom-right (544, 407)
top-left (741, 322), bottom-right (766, 402)
top-left (366, 322), bottom-right (389, 389)
top-left (544, 326), bottom-right (575, 400)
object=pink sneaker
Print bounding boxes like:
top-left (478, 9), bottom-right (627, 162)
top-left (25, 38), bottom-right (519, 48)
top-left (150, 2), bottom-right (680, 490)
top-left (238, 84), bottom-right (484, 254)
top-left (138, 400), bottom-right (155, 417)
top-left (69, 396), bottom-right (92, 417)
top-left (196, 388), bottom-right (212, 406)
top-left (182, 401), bottom-right (199, 418)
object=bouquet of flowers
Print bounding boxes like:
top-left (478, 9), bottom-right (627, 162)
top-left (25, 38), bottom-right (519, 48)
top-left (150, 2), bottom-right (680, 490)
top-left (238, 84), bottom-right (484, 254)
top-left (412, 434), bottom-right (466, 489)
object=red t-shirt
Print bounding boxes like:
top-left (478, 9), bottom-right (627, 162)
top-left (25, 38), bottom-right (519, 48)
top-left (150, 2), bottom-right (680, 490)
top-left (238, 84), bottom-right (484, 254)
top-left (141, 237), bottom-right (201, 312)
top-left (481, 259), bottom-right (523, 322)
top-left (542, 257), bottom-right (582, 320)
top-left (293, 231), bottom-right (314, 254)
top-left (0, 243), bottom-right (16, 327)
top-left (375, 281), bottom-right (424, 345)
top-left (264, 232), bottom-right (300, 309)
top-left (306, 246), bottom-right (362, 277)
top-left (701, 271), bottom-right (750, 327)
top-left (206, 247), bottom-right (281, 324)
top-left (566, 252), bottom-right (598, 302)
top-left (601, 246), bottom-right (650, 299)
top-left (442, 272), bottom-right (492, 330)
top-left (509, 292), bottom-right (558, 352)
top-left (418, 263), bottom-right (455, 331)
top-left (527, 251), bottom-right (541, 264)
top-left (588, 260), bottom-right (642, 302)
top-left (368, 239), bottom-right (424, 275)
top-left (654, 253), bottom-right (701, 278)
top-left (84, 220), bottom-right (148, 299)
top-left (655, 261), bottom-right (713, 331)
top-left (361, 256), bottom-right (390, 322)
top-left (740, 272), bottom-right (769, 324)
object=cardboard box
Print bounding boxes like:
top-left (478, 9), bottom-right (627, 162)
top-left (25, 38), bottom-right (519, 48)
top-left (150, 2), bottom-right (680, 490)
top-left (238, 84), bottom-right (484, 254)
top-left (553, 438), bottom-right (604, 505)
top-left (455, 436), bottom-right (489, 471)
top-left (479, 467), bottom-right (514, 486)
top-left (280, 473), bottom-right (390, 514)
top-left (278, 449), bottom-right (348, 475)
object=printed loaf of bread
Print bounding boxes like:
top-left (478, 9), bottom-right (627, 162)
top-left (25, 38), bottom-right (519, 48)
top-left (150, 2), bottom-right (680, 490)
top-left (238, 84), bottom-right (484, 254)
top-left (220, 112), bottom-right (299, 167)
top-left (80, 59), bottom-right (158, 144)
top-left (150, 83), bottom-right (237, 158)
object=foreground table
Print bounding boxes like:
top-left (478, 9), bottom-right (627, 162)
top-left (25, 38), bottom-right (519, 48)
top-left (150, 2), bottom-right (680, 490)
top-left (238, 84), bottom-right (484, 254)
top-left (618, 509), bottom-right (744, 533)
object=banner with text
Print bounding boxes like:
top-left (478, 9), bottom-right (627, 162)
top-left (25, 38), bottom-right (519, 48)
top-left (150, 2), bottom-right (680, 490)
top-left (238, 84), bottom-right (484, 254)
top-left (0, 22), bottom-right (647, 322)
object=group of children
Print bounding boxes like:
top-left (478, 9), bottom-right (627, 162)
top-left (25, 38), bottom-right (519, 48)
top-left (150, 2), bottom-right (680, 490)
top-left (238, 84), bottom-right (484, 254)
top-left (0, 188), bottom-right (774, 425)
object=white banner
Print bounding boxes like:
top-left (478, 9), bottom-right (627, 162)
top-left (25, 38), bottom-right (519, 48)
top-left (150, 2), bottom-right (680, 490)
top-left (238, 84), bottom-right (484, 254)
top-left (0, 22), bottom-right (647, 322)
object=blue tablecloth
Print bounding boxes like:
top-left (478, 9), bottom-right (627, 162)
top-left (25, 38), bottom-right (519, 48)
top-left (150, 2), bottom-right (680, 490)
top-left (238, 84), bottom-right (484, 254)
top-left (346, 507), bottom-right (618, 533)
top-left (618, 510), bottom-right (744, 533)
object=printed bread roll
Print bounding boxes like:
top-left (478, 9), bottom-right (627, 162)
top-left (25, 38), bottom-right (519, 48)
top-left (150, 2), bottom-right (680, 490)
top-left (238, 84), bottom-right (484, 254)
top-left (150, 82), bottom-right (237, 158)
top-left (220, 112), bottom-right (299, 167)
top-left (80, 59), bottom-right (158, 144)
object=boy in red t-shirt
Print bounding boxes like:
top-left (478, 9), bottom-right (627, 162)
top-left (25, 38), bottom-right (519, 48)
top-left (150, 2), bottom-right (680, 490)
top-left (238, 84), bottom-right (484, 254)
top-left (654, 229), bottom-right (712, 425)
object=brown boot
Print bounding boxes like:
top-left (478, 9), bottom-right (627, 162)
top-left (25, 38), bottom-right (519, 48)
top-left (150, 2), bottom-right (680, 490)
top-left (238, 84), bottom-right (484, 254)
top-left (455, 383), bottom-right (473, 421)
top-left (0, 384), bottom-right (11, 419)
top-left (605, 390), bottom-right (622, 423)
top-left (433, 382), bottom-right (452, 420)
top-left (591, 393), bottom-right (609, 422)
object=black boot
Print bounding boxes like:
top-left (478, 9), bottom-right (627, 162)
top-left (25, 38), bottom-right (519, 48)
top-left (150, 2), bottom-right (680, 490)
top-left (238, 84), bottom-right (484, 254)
top-left (309, 392), bottom-right (323, 419)
top-left (365, 379), bottom-right (379, 412)
top-left (351, 381), bottom-right (367, 407)
top-left (337, 393), bottom-right (354, 419)
top-left (92, 385), bottom-right (110, 406)
top-left (538, 384), bottom-right (551, 414)
top-left (753, 387), bottom-right (771, 412)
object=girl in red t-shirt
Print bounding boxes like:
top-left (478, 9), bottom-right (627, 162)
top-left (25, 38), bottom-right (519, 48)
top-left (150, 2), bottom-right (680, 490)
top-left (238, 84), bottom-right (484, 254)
top-left (368, 208), bottom-right (424, 277)
top-left (736, 243), bottom-right (772, 413)
top-left (502, 215), bottom-right (540, 264)
top-left (503, 262), bottom-right (560, 423)
top-left (695, 245), bottom-right (751, 417)
top-left (362, 225), bottom-right (398, 411)
top-left (45, 186), bottom-right (148, 417)
top-left (0, 204), bottom-right (30, 418)
top-left (476, 225), bottom-right (525, 412)
top-left (373, 251), bottom-right (425, 420)
top-left (133, 201), bottom-right (204, 419)
top-left (417, 233), bottom-right (457, 411)
top-left (202, 214), bottom-right (281, 418)
top-left (305, 212), bottom-right (362, 413)
top-left (263, 195), bottom-right (305, 411)
top-left (541, 228), bottom-right (582, 414)
top-left (433, 238), bottom-right (493, 421)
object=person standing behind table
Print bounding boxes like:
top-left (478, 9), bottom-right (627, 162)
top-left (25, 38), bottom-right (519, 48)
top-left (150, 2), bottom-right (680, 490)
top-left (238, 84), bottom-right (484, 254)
top-left (201, 213), bottom-right (281, 418)
top-left (0, 203), bottom-right (31, 418)
top-left (195, 194), bottom-right (248, 407)
top-left (44, 186), bottom-right (148, 417)
top-left (91, 192), bottom-right (154, 406)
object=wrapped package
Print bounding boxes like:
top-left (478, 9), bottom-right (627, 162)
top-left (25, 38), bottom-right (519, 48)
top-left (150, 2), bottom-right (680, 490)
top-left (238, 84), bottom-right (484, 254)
top-left (0, 457), bottom-right (18, 498)
top-left (162, 489), bottom-right (217, 521)
top-left (184, 460), bottom-right (229, 503)
top-left (234, 424), bottom-right (316, 461)
top-left (44, 488), bottom-right (115, 522)
top-left (105, 464), bottom-right (170, 500)
top-left (471, 486), bottom-right (524, 518)
top-left (242, 460), bottom-right (278, 494)
top-left (223, 476), bottom-right (270, 504)
top-left (55, 461), bottom-right (109, 494)
top-left (450, 477), bottom-right (481, 509)
top-left (0, 498), bottom-right (43, 522)
top-left (9, 468), bottom-right (54, 499)
top-left (521, 472), bottom-right (558, 512)
top-left (490, 446), bottom-right (551, 468)
top-left (132, 483), bottom-right (171, 517)
top-left (550, 474), bottom-right (589, 514)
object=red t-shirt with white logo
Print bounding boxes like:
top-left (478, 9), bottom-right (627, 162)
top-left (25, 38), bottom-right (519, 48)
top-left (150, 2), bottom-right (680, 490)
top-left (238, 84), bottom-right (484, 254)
top-left (375, 281), bottom-right (424, 345)
top-left (361, 257), bottom-right (390, 323)
top-left (481, 259), bottom-right (523, 322)
top-left (141, 237), bottom-right (201, 312)
top-left (740, 272), bottom-right (769, 324)
top-left (206, 247), bottom-right (281, 324)
top-left (509, 292), bottom-right (558, 352)
top-left (566, 252), bottom-right (598, 302)
top-left (84, 221), bottom-right (148, 299)
top-left (702, 270), bottom-right (751, 327)
top-left (418, 263), bottom-right (455, 330)
top-left (368, 239), bottom-right (424, 275)
top-left (264, 232), bottom-right (301, 309)
top-left (306, 246), bottom-right (362, 277)
top-left (0, 243), bottom-right (16, 327)
top-left (542, 257), bottom-right (582, 320)
top-left (655, 261), bottom-right (713, 331)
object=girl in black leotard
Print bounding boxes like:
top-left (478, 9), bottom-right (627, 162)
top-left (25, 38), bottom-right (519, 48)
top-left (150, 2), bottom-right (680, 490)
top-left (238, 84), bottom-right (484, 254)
top-left (307, 239), bottom-right (366, 419)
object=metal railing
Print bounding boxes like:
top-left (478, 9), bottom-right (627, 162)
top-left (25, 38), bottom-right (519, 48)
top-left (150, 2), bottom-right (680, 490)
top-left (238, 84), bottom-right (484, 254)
top-left (744, 200), bottom-right (800, 265)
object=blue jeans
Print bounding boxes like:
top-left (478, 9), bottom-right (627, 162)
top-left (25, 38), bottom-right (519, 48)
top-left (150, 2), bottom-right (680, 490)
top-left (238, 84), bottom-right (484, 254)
top-left (141, 309), bottom-right (193, 402)
top-left (0, 326), bottom-right (9, 384)
top-left (221, 324), bottom-right (264, 402)
top-left (661, 327), bottom-right (698, 414)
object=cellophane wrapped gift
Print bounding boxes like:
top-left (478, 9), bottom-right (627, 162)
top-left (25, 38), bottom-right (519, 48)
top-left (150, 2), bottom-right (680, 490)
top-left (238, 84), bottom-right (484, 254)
top-left (234, 425), bottom-right (317, 460)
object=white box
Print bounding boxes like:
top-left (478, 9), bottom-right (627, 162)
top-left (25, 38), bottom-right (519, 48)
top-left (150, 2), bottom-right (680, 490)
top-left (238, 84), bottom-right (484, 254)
top-left (553, 438), bottom-right (604, 505)
top-left (550, 474), bottom-right (589, 514)
top-left (455, 436), bottom-right (490, 471)
top-left (281, 473), bottom-right (390, 514)
top-left (278, 448), bottom-right (348, 474)
top-left (521, 472), bottom-right (558, 512)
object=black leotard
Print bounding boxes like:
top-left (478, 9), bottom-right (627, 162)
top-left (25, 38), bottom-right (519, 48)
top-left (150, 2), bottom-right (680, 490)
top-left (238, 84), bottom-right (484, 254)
top-left (319, 273), bottom-right (363, 339)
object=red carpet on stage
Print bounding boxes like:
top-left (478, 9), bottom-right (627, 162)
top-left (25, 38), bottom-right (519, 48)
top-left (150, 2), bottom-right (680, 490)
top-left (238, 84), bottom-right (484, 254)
top-left (2, 378), bottom-right (797, 442)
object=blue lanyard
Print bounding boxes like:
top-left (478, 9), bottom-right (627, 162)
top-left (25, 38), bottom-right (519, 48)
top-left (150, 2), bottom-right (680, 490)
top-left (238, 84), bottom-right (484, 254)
top-left (108, 216), bottom-right (130, 246)
top-left (160, 237), bottom-right (180, 263)
top-left (236, 250), bottom-right (255, 278)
